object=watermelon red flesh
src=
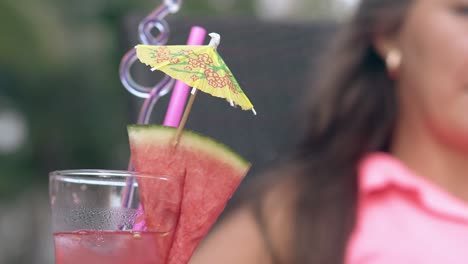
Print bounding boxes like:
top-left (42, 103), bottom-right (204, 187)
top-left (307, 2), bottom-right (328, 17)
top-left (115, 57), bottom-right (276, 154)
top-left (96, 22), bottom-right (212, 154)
top-left (134, 173), bottom-right (184, 263)
top-left (128, 125), bottom-right (250, 264)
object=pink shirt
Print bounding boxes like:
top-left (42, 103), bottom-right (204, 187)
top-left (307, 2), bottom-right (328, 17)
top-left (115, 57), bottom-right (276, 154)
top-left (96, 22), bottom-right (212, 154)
top-left (346, 153), bottom-right (468, 264)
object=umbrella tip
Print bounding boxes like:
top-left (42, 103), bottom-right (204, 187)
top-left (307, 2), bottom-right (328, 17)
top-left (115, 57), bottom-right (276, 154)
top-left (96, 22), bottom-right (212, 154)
top-left (252, 108), bottom-right (257, 115)
top-left (208, 33), bottom-right (221, 49)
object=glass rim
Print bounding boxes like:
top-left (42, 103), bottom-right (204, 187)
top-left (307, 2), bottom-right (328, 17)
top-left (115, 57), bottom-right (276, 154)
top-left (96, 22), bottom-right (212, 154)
top-left (49, 169), bottom-right (175, 182)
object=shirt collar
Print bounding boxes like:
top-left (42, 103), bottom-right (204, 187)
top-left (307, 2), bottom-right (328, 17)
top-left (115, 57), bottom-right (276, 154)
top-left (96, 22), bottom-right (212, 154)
top-left (359, 152), bottom-right (468, 223)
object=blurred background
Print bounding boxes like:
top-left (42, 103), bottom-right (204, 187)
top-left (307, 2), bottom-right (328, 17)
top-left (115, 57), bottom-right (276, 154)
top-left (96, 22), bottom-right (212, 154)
top-left (0, 0), bottom-right (357, 262)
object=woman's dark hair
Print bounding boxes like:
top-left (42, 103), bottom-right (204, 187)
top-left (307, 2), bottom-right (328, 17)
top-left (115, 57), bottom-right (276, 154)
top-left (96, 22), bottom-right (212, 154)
top-left (249, 1), bottom-right (412, 263)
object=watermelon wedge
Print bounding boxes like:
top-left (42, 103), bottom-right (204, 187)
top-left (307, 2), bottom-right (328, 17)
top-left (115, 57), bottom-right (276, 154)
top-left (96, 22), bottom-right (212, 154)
top-left (128, 125), bottom-right (250, 264)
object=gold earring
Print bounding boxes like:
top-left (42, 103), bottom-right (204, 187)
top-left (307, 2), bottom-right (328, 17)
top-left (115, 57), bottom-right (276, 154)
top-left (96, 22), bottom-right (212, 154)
top-left (386, 49), bottom-right (402, 78)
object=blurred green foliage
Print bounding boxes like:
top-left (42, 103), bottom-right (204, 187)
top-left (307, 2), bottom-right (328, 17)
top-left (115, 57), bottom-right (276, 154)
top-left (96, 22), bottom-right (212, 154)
top-left (0, 0), bottom-right (255, 199)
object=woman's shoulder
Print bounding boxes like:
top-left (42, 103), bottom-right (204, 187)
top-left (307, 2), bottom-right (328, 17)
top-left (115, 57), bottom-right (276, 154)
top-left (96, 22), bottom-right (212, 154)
top-left (245, 164), bottom-right (302, 263)
top-left (190, 164), bottom-right (299, 264)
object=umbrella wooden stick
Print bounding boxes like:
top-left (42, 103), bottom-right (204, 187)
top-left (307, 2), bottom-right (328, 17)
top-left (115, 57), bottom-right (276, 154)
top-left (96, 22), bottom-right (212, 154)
top-left (173, 33), bottom-right (220, 146)
top-left (173, 88), bottom-right (198, 146)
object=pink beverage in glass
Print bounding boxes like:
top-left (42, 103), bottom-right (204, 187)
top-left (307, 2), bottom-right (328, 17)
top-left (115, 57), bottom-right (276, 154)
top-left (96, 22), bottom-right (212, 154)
top-left (54, 231), bottom-right (169, 264)
top-left (49, 170), bottom-right (182, 264)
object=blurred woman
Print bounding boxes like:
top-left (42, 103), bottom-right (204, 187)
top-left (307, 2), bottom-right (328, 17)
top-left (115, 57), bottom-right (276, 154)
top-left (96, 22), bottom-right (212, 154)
top-left (191, 0), bottom-right (468, 263)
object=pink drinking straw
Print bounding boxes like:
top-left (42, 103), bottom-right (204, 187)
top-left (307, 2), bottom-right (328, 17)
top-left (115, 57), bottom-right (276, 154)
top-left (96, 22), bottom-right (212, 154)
top-left (163, 26), bottom-right (207, 127)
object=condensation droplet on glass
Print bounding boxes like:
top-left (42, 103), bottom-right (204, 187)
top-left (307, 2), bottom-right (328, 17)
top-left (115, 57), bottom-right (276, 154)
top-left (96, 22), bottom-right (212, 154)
top-left (95, 234), bottom-right (105, 247)
top-left (72, 192), bottom-right (81, 204)
top-left (133, 232), bottom-right (142, 240)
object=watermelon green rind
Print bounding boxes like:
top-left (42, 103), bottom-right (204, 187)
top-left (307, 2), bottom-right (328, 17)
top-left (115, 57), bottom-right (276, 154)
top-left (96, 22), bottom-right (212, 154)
top-left (127, 124), bottom-right (250, 172)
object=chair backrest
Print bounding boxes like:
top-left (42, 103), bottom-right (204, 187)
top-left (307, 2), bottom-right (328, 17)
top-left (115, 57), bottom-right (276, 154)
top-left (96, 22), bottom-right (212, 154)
top-left (120, 16), bottom-right (337, 180)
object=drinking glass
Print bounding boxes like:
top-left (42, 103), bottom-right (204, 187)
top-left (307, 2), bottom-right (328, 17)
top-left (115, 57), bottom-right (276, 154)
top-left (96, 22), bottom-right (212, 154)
top-left (49, 169), bottom-right (182, 264)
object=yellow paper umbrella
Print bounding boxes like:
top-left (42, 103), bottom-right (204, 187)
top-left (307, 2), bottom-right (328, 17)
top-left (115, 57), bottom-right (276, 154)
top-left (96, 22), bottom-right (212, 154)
top-left (135, 33), bottom-right (255, 145)
top-left (135, 33), bottom-right (255, 113)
